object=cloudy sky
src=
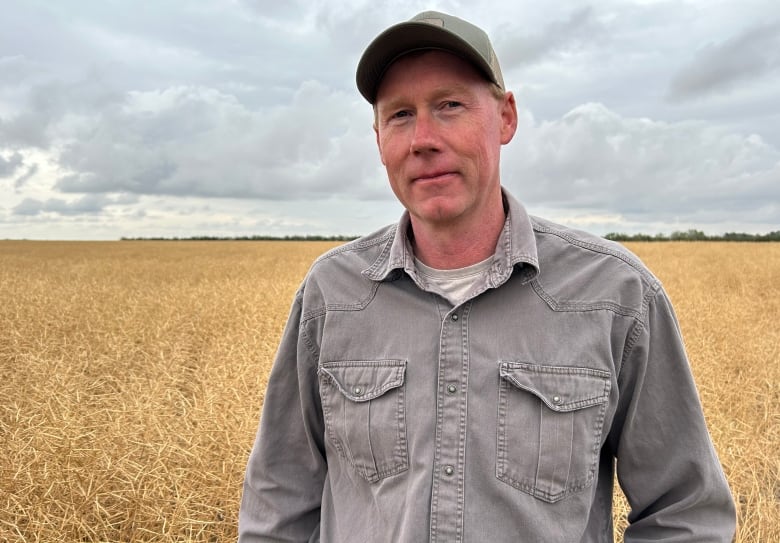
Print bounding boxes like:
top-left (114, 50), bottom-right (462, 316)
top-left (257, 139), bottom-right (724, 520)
top-left (1, 0), bottom-right (779, 240)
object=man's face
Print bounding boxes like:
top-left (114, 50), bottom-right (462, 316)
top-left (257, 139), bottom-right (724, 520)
top-left (374, 50), bottom-right (517, 230)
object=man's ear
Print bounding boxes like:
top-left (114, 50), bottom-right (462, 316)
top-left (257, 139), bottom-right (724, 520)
top-left (374, 124), bottom-right (387, 165)
top-left (499, 91), bottom-right (518, 145)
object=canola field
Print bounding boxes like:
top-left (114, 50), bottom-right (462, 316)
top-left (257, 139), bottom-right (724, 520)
top-left (1, 240), bottom-right (777, 542)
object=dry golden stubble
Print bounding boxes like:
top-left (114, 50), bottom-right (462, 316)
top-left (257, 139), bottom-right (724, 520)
top-left (1, 240), bottom-right (777, 542)
top-left (618, 242), bottom-right (780, 542)
top-left (1, 240), bottom-right (335, 542)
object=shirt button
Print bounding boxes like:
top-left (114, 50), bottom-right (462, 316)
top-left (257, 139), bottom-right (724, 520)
top-left (444, 465), bottom-right (455, 476)
top-left (552, 395), bottom-right (562, 404)
top-left (451, 314), bottom-right (459, 321)
top-left (353, 386), bottom-right (363, 396)
top-left (447, 384), bottom-right (457, 394)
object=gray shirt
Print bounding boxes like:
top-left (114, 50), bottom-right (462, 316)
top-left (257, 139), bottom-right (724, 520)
top-left (239, 190), bottom-right (735, 542)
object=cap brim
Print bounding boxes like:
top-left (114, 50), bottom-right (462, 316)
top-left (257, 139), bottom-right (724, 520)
top-left (356, 21), bottom-right (497, 104)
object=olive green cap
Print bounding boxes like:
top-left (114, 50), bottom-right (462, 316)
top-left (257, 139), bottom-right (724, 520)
top-left (356, 11), bottom-right (505, 104)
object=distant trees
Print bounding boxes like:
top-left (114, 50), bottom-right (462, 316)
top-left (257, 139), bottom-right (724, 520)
top-left (120, 234), bottom-right (360, 241)
top-left (120, 231), bottom-right (780, 243)
top-left (604, 230), bottom-right (780, 242)
top-left (120, 229), bottom-right (780, 241)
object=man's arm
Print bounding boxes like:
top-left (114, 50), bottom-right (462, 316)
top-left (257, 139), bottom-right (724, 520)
top-left (239, 292), bottom-right (326, 542)
top-left (611, 288), bottom-right (736, 542)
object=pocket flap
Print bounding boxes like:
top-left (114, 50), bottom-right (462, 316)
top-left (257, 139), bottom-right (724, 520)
top-left (320, 360), bottom-right (406, 402)
top-left (499, 362), bottom-right (610, 412)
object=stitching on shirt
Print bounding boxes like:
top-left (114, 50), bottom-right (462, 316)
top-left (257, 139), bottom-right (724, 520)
top-left (495, 375), bottom-right (607, 502)
top-left (501, 208), bottom-right (541, 274)
top-left (318, 360), bottom-right (406, 400)
top-left (527, 219), bottom-right (663, 319)
top-left (456, 302), bottom-right (472, 542)
top-left (530, 279), bottom-right (645, 319)
top-left (362, 233), bottom-right (396, 278)
top-left (314, 228), bottom-right (395, 263)
top-left (495, 361), bottom-right (610, 502)
top-left (326, 280), bottom-right (382, 312)
top-left (531, 220), bottom-right (659, 288)
top-left (298, 320), bottom-right (320, 360)
top-left (304, 226), bottom-right (396, 284)
top-left (500, 362), bottom-right (611, 378)
top-left (299, 273), bottom-right (383, 323)
top-left (616, 289), bottom-right (657, 379)
top-left (499, 362), bottom-right (611, 410)
top-left (318, 360), bottom-right (409, 483)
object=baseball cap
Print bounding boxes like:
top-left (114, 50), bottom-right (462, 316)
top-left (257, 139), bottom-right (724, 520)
top-left (356, 11), bottom-right (505, 104)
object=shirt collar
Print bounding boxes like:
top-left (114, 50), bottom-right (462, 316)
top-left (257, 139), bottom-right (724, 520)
top-left (363, 188), bottom-right (540, 286)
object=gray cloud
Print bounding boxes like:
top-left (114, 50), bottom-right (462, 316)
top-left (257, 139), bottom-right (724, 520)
top-left (496, 7), bottom-right (604, 68)
top-left (667, 21), bottom-right (780, 102)
top-left (0, 152), bottom-right (24, 177)
top-left (239, 0), bottom-right (310, 21)
top-left (504, 103), bottom-right (780, 225)
top-left (0, 72), bottom-right (123, 149)
top-left (51, 83), bottom-right (384, 201)
top-left (15, 164), bottom-right (38, 189)
top-left (12, 193), bottom-right (138, 216)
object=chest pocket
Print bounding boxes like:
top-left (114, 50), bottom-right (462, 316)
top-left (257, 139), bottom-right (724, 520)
top-left (319, 360), bottom-right (408, 483)
top-left (496, 362), bottom-right (611, 503)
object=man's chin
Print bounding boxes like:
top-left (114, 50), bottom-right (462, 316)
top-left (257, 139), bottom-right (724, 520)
top-left (411, 203), bottom-right (466, 227)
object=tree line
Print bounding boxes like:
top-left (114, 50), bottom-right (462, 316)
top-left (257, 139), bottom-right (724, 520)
top-left (120, 235), bottom-right (360, 241)
top-left (120, 230), bottom-right (780, 242)
top-left (604, 229), bottom-right (780, 242)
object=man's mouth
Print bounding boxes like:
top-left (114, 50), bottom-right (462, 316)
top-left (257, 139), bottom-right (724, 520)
top-left (413, 171), bottom-right (456, 183)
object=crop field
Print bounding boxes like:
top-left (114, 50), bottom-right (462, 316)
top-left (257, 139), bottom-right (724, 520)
top-left (1, 240), bottom-right (778, 542)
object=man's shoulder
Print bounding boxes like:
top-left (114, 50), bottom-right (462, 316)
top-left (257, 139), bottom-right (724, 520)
top-left (295, 223), bottom-right (397, 309)
top-left (529, 216), bottom-right (661, 318)
top-left (530, 215), bottom-right (652, 274)
top-left (311, 223), bottom-right (397, 272)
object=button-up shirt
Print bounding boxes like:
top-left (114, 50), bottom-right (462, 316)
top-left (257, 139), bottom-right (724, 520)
top-left (239, 190), bottom-right (736, 542)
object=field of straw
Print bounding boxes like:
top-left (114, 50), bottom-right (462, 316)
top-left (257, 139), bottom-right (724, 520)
top-left (1, 240), bottom-right (778, 542)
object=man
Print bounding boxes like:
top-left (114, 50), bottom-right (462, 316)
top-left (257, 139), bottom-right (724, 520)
top-left (239, 11), bottom-right (736, 542)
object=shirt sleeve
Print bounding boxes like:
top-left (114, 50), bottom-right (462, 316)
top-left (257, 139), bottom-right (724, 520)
top-left (610, 287), bottom-right (736, 542)
top-left (239, 290), bottom-right (326, 542)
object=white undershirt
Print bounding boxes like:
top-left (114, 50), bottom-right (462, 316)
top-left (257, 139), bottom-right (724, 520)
top-left (414, 256), bottom-right (494, 307)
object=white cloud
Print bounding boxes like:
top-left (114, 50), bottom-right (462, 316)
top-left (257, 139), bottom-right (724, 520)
top-left (48, 82), bottom-right (384, 201)
top-left (504, 103), bottom-right (780, 225)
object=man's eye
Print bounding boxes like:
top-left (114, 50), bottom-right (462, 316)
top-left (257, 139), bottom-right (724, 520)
top-left (444, 101), bottom-right (462, 109)
top-left (391, 110), bottom-right (411, 119)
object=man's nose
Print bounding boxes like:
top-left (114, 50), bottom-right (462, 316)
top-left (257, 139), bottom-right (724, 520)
top-left (409, 112), bottom-right (441, 154)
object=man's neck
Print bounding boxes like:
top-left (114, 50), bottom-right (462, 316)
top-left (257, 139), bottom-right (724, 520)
top-left (409, 202), bottom-right (506, 270)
